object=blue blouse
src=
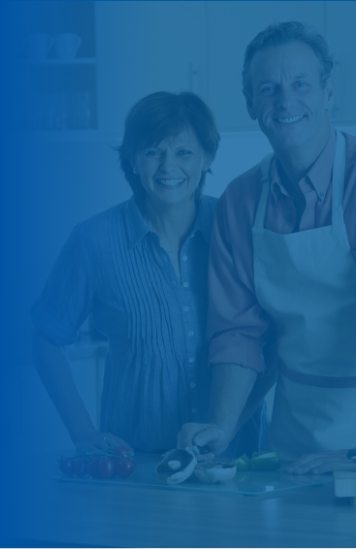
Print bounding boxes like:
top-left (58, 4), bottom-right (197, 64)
top-left (32, 196), bottom-right (218, 451)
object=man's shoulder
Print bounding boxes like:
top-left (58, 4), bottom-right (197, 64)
top-left (223, 161), bottom-right (265, 201)
top-left (213, 160), bottom-right (268, 231)
top-left (200, 194), bottom-right (218, 211)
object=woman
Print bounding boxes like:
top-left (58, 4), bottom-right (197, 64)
top-left (32, 91), bottom-right (264, 455)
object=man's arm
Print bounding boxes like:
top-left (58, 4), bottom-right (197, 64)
top-left (236, 363), bottom-right (277, 430)
top-left (179, 181), bottom-right (270, 453)
top-left (178, 363), bottom-right (256, 454)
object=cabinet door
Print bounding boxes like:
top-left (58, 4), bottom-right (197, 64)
top-left (325, 1), bottom-right (356, 124)
top-left (95, 1), bottom-right (206, 134)
top-left (206, 1), bottom-right (325, 130)
top-left (13, 1), bottom-right (98, 133)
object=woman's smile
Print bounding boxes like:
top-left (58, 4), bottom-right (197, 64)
top-left (155, 177), bottom-right (186, 188)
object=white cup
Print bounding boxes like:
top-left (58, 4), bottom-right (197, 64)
top-left (54, 33), bottom-right (81, 60)
top-left (27, 33), bottom-right (53, 61)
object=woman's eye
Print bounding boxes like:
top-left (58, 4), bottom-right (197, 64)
top-left (144, 149), bottom-right (160, 158)
top-left (177, 149), bottom-right (193, 157)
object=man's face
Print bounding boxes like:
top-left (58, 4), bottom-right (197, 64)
top-left (246, 41), bottom-right (333, 154)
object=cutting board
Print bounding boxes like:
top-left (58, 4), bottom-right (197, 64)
top-left (57, 453), bottom-right (332, 496)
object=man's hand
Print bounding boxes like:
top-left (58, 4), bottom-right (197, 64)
top-left (285, 450), bottom-right (354, 475)
top-left (177, 422), bottom-right (231, 457)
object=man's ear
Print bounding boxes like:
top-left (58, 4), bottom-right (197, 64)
top-left (324, 77), bottom-right (334, 111)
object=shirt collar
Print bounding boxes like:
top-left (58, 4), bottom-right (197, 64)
top-left (270, 129), bottom-right (336, 200)
top-left (126, 196), bottom-right (212, 249)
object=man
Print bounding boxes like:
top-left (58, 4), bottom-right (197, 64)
top-left (179, 21), bottom-right (356, 474)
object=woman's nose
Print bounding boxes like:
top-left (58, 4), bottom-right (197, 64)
top-left (158, 151), bottom-right (177, 171)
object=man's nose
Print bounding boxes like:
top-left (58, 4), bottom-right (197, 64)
top-left (275, 85), bottom-right (294, 108)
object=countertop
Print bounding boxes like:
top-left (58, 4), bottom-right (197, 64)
top-left (5, 453), bottom-right (356, 547)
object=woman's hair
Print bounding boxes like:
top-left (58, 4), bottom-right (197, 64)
top-left (242, 21), bottom-right (334, 101)
top-left (119, 91), bottom-right (220, 201)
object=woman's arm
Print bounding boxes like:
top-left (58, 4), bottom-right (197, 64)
top-left (33, 331), bottom-right (133, 454)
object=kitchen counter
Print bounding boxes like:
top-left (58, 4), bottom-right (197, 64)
top-left (5, 453), bottom-right (356, 547)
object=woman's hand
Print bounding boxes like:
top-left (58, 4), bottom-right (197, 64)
top-left (285, 450), bottom-right (355, 475)
top-left (75, 430), bottom-right (134, 457)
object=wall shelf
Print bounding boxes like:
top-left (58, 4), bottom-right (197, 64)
top-left (15, 1), bottom-right (97, 132)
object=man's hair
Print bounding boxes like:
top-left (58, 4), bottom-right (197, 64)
top-left (242, 21), bottom-right (334, 101)
top-left (119, 91), bottom-right (220, 202)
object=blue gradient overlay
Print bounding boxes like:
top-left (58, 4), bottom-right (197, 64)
top-left (2, 1), bottom-right (356, 547)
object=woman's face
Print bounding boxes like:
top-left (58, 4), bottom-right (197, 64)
top-left (133, 126), bottom-right (211, 207)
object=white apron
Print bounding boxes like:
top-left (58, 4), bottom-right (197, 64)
top-left (252, 132), bottom-right (356, 459)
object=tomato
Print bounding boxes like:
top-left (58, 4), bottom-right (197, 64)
top-left (84, 455), bottom-right (99, 478)
top-left (59, 455), bottom-right (92, 478)
top-left (72, 456), bottom-right (88, 477)
top-left (114, 456), bottom-right (135, 478)
top-left (59, 451), bottom-right (135, 480)
top-left (95, 456), bottom-right (117, 479)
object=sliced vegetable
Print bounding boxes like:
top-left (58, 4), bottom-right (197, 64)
top-left (235, 454), bottom-right (250, 471)
top-left (249, 452), bottom-right (281, 471)
top-left (234, 452), bottom-right (281, 471)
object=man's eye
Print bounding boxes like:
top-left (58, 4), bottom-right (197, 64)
top-left (259, 85), bottom-right (274, 96)
top-left (294, 80), bottom-right (310, 91)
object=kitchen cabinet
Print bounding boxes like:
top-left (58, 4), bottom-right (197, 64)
top-left (95, 0), bottom-right (206, 135)
top-left (15, 1), bottom-right (356, 136)
top-left (96, 0), bottom-right (354, 133)
top-left (14, 1), bottom-right (98, 133)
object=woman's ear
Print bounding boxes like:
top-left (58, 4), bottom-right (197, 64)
top-left (203, 155), bottom-right (213, 173)
top-left (131, 159), bottom-right (138, 175)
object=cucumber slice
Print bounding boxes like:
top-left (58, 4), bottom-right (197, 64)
top-left (249, 452), bottom-right (281, 471)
